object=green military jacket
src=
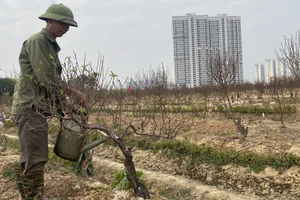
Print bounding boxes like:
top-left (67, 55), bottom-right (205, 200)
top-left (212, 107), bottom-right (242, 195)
top-left (12, 28), bottom-right (63, 115)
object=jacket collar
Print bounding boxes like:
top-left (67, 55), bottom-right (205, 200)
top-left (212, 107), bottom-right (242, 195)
top-left (40, 28), bottom-right (61, 52)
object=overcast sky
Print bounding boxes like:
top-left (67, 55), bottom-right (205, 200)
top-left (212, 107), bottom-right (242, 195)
top-left (1, 0), bottom-right (299, 82)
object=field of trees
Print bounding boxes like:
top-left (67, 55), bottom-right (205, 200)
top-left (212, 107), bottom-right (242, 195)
top-left (2, 34), bottom-right (300, 199)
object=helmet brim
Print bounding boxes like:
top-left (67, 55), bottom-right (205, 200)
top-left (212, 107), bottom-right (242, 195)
top-left (39, 13), bottom-right (78, 27)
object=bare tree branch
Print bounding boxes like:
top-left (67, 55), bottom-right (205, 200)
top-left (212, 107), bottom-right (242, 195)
top-left (275, 33), bottom-right (300, 79)
top-left (206, 49), bottom-right (248, 142)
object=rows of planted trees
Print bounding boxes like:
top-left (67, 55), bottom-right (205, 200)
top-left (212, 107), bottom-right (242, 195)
top-left (1, 32), bottom-right (300, 198)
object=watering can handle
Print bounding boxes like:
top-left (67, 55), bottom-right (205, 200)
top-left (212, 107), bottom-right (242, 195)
top-left (65, 106), bottom-right (89, 123)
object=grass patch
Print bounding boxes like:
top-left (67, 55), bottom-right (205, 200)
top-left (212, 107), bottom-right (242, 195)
top-left (4, 129), bottom-right (299, 174)
top-left (2, 136), bottom-right (21, 149)
top-left (123, 136), bottom-right (300, 173)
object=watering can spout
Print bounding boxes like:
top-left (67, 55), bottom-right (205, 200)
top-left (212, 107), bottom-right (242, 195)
top-left (79, 138), bottom-right (108, 153)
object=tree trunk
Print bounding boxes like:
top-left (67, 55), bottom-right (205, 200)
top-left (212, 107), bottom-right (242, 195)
top-left (113, 137), bottom-right (150, 199)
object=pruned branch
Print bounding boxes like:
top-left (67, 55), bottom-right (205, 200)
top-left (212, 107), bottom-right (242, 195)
top-left (237, 142), bottom-right (262, 152)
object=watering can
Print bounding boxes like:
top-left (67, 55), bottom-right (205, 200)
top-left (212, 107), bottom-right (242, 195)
top-left (53, 119), bottom-right (108, 161)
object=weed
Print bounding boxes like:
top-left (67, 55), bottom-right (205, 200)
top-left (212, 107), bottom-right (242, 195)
top-left (48, 122), bottom-right (60, 135)
top-left (3, 120), bottom-right (16, 128)
top-left (6, 137), bottom-right (20, 149)
top-left (220, 130), bottom-right (236, 136)
top-left (2, 163), bottom-right (15, 181)
top-left (111, 169), bottom-right (146, 190)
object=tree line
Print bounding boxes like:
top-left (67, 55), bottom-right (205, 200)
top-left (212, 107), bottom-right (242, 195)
top-left (0, 77), bottom-right (14, 96)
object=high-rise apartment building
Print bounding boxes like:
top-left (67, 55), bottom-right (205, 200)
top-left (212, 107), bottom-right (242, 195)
top-left (172, 13), bottom-right (243, 88)
top-left (255, 63), bottom-right (265, 83)
top-left (276, 59), bottom-right (288, 77)
top-left (265, 59), bottom-right (276, 83)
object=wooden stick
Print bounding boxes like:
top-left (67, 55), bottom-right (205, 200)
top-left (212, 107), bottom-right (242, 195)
top-left (237, 142), bottom-right (262, 152)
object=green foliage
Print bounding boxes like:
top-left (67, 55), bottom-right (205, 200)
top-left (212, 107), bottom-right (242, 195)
top-left (123, 136), bottom-right (300, 173)
top-left (0, 77), bottom-right (15, 96)
top-left (221, 130), bottom-right (236, 136)
top-left (110, 71), bottom-right (118, 78)
top-left (111, 169), bottom-right (146, 190)
top-left (2, 162), bottom-right (15, 180)
top-left (89, 130), bottom-right (102, 141)
top-left (170, 105), bottom-right (183, 113)
top-left (89, 103), bottom-right (296, 116)
top-left (111, 169), bottom-right (130, 190)
top-left (3, 120), bottom-right (17, 128)
top-left (74, 151), bottom-right (94, 177)
top-left (232, 105), bottom-right (296, 114)
top-left (5, 137), bottom-right (20, 149)
top-left (194, 112), bottom-right (205, 118)
top-left (48, 147), bottom-right (76, 169)
top-left (77, 106), bottom-right (88, 115)
top-left (190, 105), bottom-right (204, 113)
top-left (48, 122), bottom-right (60, 135)
top-left (91, 104), bottom-right (206, 115)
top-left (215, 105), bottom-right (225, 113)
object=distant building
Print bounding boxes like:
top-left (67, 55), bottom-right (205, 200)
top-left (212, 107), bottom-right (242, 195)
top-left (257, 59), bottom-right (290, 83)
top-left (171, 13), bottom-right (243, 88)
top-left (276, 59), bottom-right (289, 77)
top-left (254, 63), bottom-right (265, 83)
top-left (265, 59), bottom-right (276, 82)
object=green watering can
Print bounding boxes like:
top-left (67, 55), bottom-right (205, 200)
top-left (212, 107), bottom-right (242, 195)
top-left (53, 119), bottom-right (108, 161)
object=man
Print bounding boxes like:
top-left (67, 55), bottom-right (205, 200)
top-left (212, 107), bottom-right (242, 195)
top-left (12, 3), bottom-right (85, 199)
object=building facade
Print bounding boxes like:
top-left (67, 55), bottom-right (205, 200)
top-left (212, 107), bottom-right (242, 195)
top-left (255, 63), bottom-right (265, 83)
top-left (172, 13), bottom-right (243, 87)
top-left (265, 59), bottom-right (276, 82)
top-left (276, 59), bottom-right (288, 77)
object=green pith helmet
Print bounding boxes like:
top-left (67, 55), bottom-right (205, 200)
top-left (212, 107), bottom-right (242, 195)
top-left (39, 3), bottom-right (78, 27)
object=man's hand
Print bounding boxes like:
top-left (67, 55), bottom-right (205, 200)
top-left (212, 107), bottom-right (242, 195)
top-left (65, 87), bottom-right (87, 107)
top-left (62, 95), bottom-right (72, 113)
top-left (74, 90), bottom-right (86, 107)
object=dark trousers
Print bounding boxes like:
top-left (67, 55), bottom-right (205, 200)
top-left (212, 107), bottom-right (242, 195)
top-left (14, 113), bottom-right (48, 175)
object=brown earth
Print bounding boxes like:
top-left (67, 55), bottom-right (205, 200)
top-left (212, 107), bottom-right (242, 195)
top-left (1, 108), bottom-right (300, 199)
